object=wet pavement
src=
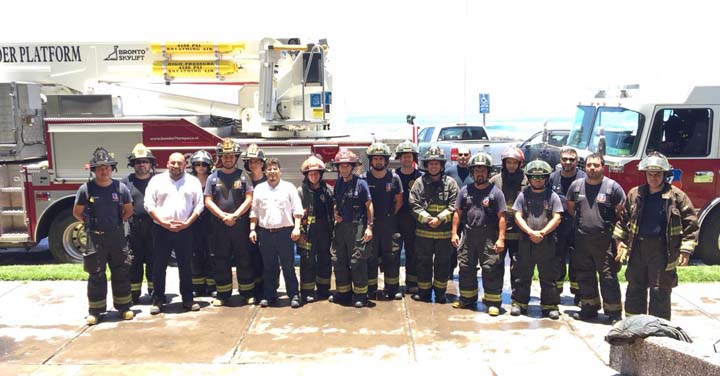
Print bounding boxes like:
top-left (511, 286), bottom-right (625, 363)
top-left (1, 270), bottom-right (719, 375)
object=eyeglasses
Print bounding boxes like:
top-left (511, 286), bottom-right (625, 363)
top-left (528, 175), bottom-right (547, 180)
top-left (457, 153), bottom-right (470, 157)
top-left (193, 163), bottom-right (209, 168)
top-left (134, 160), bottom-right (151, 165)
top-left (561, 157), bottom-right (576, 162)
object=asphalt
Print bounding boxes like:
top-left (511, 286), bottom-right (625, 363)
top-left (1, 269), bottom-right (719, 375)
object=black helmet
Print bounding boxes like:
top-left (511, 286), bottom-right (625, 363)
top-left (89, 147), bottom-right (117, 170)
top-left (216, 138), bottom-right (242, 156)
top-left (127, 143), bottom-right (156, 167)
top-left (421, 145), bottom-right (446, 169)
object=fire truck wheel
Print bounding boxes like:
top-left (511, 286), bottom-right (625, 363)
top-left (697, 211), bottom-right (720, 265)
top-left (48, 208), bottom-right (86, 263)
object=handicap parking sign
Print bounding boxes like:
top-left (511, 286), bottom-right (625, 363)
top-left (479, 93), bottom-right (490, 114)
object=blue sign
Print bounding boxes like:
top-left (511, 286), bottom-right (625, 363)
top-left (479, 93), bottom-right (490, 114)
top-left (324, 92), bottom-right (332, 105)
top-left (310, 93), bottom-right (322, 108)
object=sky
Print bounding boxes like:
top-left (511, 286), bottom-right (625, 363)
top-left (2, 0), bottom-right (719, 124)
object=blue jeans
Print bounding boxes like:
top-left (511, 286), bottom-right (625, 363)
top-left (258, 227), bottom-right (299, 300)
top-left (152, 225), bottom-right (194, 304)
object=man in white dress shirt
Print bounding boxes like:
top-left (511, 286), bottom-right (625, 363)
top-left (144, 152), bottom-right (204, 314)
top-left (249, 158), bottom-right (304, 308)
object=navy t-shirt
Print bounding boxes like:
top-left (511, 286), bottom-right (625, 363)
top-left (513, 189), bottom-right (563, 231)
top-left (205, 170), bottom-right (252, 213)
top-left (455, 184), bottom-right (506, 228)
top-left (334, 176), bottom-right (371, 223)
top-left (638, 191), bottom-right (667, 236)
top-left (75, 180), bottom-right (132, 231)
top-left (365, 171), bottom-right (402, 221)
top-left (395, 168), bottom-right (422, 212)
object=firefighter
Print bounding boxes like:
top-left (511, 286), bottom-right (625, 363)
top-left (73, 147), bottom-right (134, 325)
top-left (123, 143), bottom-right (156, 304)
top-left (548, 146), bottom-right (586, 304)
top-left (566, 152), bottom-right (625, 322)
top-left (489, 146), bottom-right (527, 293)
top-left (297, 156), bottom-right (335, 302)
top-left (189, 150), bottom-right (216, 297)
top-left (363, 142), bottom-right (403, 300)
top-left (451, 152), bottom-right (506, 315)
top-left (243, 143), bottom-right (267, 303)
top-left (614, 152), bottom-right (698, 321)
top-left (330, 148), bottom-right (374, 308)
top-left (511, 160), bottom-right (563, 319)
top-left (445, 146), bottom-right (474, 278)
top-left (394, 140), bottom-right (423, 294)
top-left (409, 146), bottom-right (458, 304)
top-left (205, 139), bottom-right (254, 306)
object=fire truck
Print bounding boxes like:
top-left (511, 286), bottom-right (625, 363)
top-left (565, 85), bottom-right (720, 265)
top-left (0, 38), bottom-right (375, 263)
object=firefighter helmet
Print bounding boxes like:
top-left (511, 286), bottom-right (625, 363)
top-left (468, 152), bottom-right (493, 169)
top-left (500, 146), bottom-right (525, 166)
top-left (395, 140), bottom-right (419, 156)
top-left (638, 152), bottom-right (672, 172)
top-left (421, 145), bottom-right (446, 168)
top-left (89, 147), bottom-right (118, 169)
top-left (332, 148), bottom-right (360, 166)
top-left (366, 142), bottom-right (392, 159)
top-left (243, 143), bottom-right (266, 171)
top-left (216, 138), bottom-right (241, 156)
top-left (127, 143), bottom-right (156, 167)
top-left (524, 160), bottom-right (552, 177)
top-left (301, 155), bottom-right (326, 174)
top-left (190, 150), bottom-right (213, 166)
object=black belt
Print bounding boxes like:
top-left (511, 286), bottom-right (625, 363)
top-left (259, 226), bottom-right (292, 233)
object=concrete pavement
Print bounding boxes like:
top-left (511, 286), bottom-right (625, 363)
top-left (1, 270), bottom-right (719, 375)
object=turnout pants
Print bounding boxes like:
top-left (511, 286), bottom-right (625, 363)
top-left (84, 227), bottom-right (132, 315)
top-left (128, 215), bottom-right (154, 302)
top-left (457, 226), bottom-right (504, 307)
top-left (505, 230), bottom-right (521, 292)
top-left (625, 236), bottom-right (677, 320)
top-left (512, 235), bottom-right (560, 311)
top-left (298, 221), bottom-right (333, 298)
top-left (152, 225), bottom-right (194, 304)
top-left (397, 209), bottom-right (418, 289)
top-left (555, 218), bottom-right (579, 295)
top-left (367, 216), bottom-right (401, 296)
top-left (331, 222), bottom-right (369, 303)
top-left (573, 230), bottom-right (622, 316)
top-left (415, 234), bottom-right (452, 301)
top-left (212, 219), bottom-right (254, 301)
top-left (191, 213), bottom-right (215, 296)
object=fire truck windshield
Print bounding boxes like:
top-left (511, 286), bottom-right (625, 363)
top-left (567, 105), bottom-right (645, 157)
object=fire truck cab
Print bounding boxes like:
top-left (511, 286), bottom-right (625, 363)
top-left (566, 85), bottom-right (720, 264)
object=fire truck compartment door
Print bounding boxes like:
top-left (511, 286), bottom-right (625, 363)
top-left (48, 122), bottom-right (142, 180)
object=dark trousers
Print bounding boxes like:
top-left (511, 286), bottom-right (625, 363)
top-left (573, 230), bottom-right (622, 315)
top-left (298, 222), bottom-right (332, 296)
top-left (555, 219), bottom-right (578, 295)
top-left (625, 237), bottom-right (677, 320)
top-left (415, 234), bottom-right (452, 300)
top-left (212, 219), bottom-right (253, 300)
top-left (257, 227), bottom-right (299, 300)
top-left (191, 213), bottom-right (214, 296)
top-left (397, 210), bottom-right (418, 289)
top-left (128, 216), bottom-right (154, 301)
top-left (367, 216), bottom-right (401, 295)
top-left (249, 232), bottom-right (264, 299)
top-left (332, 222), bottom-right (368, 301)
top-left (84, 227), bottom-right (132, 314)
top-left (152, 225), bottom-right (194, 304)
top-left (457, 226), bottom-right (504, 307)
top-left (512, 235), bottom-right (560, 310)
top-left (505, 232), bottom-right (521, 292)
